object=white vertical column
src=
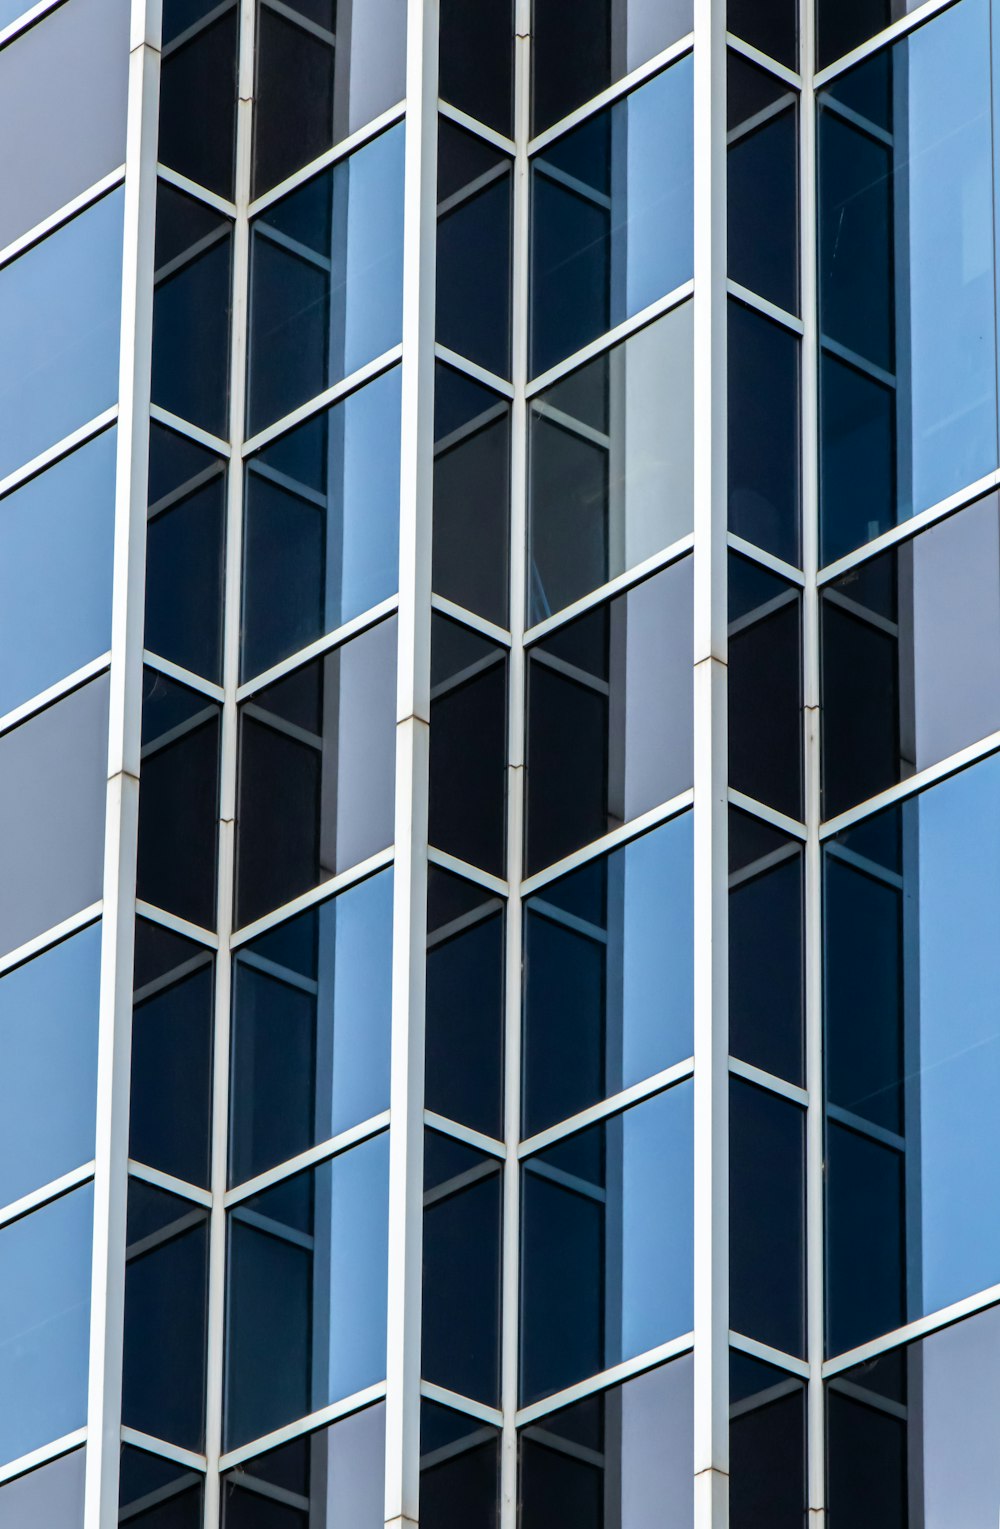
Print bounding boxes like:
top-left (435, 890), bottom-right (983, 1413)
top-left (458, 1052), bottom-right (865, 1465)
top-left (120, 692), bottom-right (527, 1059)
top-left (84, 0), bottom-right (160, 1522)
top-left (691, 0), bottom-right (728, 1525)
top-left (384, 0), bottom-right (437, 1524)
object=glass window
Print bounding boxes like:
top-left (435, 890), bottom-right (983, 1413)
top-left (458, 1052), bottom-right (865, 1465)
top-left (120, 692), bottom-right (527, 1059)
top-left (818, 0), bottom-right (997, 564)
top-left (146, 424), bottom-right (226, 685)
top-left (825, 752), bottom-right (1000, 1354)
top-left (230, 869), bottom-right (393, 1185)
top-left (523, 813), bottom-right (693, 1136)
top-left (526, 559), bottom-right (693, 876)
top-left (730, 1351), bottom-right (806, 1529)
top-left (138, 669), bottom-right (221, 931)
top-left (728, 54), bottom-right (797, 314)
top-left (433, 363), bottom-right (510, 629)
top-left (242, 366), bottom-right (401, 682)
top-left (222, 1402), bottom-right (385, 1528)
top-left (440, 0), bottom-right (513, 137)
top-left (429, 615), bottom-right (507, 878)
top-left (728, 553), bottom-right (802, 821)
top-left (225, 1134), bottom-right (389, 1448)
top-left (730, 1079), bottom-right (805, 1357)
top-left (119, 1447), bottom-right (204, 1526)
top-left (0, 673), bottom-right (108, 960)
top-left (160, 0), bottom-right (238, 198)
top-left (528, 303), bottom-right (694, 624)
top-left (0, 1448), bottom-right (85, 1528)
top-left (247, 124), bottom-right (404, 435)
top-left (817, 0), bottom-right (915, 70)
top-left (252, 0), bottom-right (405, 198)
top-left (728, 300), bottom-right (800, 566)
top-left (0, 922), bottom-right (100, 1210)
top-left (420, 1402), bottom-right (500, 1529)
top-left (520, 1356), bottom-right (694, 1529)
top-left (131, 919), bottom-right (214, 1188)
top-left (0, 0), bottom-right (128, 251)
top-left (0, 188), bottom-right (122, 483)
top-left (729, 809), bottom-right (803, 1086)
top-left (152, 182), bottom-right (233, 440)
top-left (123, 1180), bottom-right (209, 1451)
top-left (236, 616), bottom-right (396, 928)
top-left (530, 59), bottom-right (694, 377)
top-left (0, 1184), bottom-right (92, 1466)
top-left (827, 1304), bottom-right (1000, 1528)
top-left (426, 869), bottom-right (505, 1140)
top-left (521, 1083), bottom-right (693, 1404)
top-left (437, 120), bottom-right (512, 380)
top-left (531, 0), bottom-right (692, 134)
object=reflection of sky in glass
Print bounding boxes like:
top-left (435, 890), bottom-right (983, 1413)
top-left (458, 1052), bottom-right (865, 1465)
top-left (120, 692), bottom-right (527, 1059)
top-left (619, 814), bottom-right (693, 1086)
top-left (918, 1305), bottom-right (1000, 1526)
top-left (620, 1082), bottom-right (693, 1358)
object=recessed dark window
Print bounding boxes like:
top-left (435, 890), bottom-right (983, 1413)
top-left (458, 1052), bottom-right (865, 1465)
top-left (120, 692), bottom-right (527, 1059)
top-left (160, 0), bottom-right (238, 199)
top-left (429, 615), bottom-right (508, 877)
top-left (728, 0), bottom-right (797, 70)
top-left (730, 1350), bottom-right (806, 1529)
top-left (440, 0), bottom-right (514, 137)
top-left (730, 1078), bottom-right (805, 1357)
top-left (729, 809), bottom-right (803, 1086)
top-left (119, 1447), bottom-right (204, 1527)
top-left (728, 53), bottom-right (798, 315)
top-left (433, 363), bottom-right (511, 629)
top-left (146, 424), bottom-right (226, 684)
top-left (437, 120), bottom-right (512, 380)
top-left (426, 868), bottom-right (505, 1140)
top-left (222, 1403), bottom-right (386, 1528)
top-left (152, 183), bottom-right (233, 440)
top-left (420, 1401), bottom-right (500, 1529)
top-left (728, 552), bottom-right (802, 821)
top-left (728, 300), bottom-right (800, 566)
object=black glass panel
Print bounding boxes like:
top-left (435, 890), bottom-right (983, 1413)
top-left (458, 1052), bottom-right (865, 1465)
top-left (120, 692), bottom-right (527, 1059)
top-left (817, 0), bottom-right (897, 70)
top-left (426, 869), bottom-right (504, 1139)
top-left (433, 364), bottom-right (510, 629)
top-left (730, 1351), bottom-right (806, 1529)
top-left (420, 1402), bottom-right (500, 1529)
top-left (729, 810), bottom-right (803, 1086)
top-left (152, 183), bottom-right (233, 439)
top-left (440, 0), bottom-right (513, 135)
top-left (429, 615), bottom-right (507, 877)
top-left (160, 0), bottom-right (238, 198)
top-left (222, 1403), bottom-right (385, 1528)
top-left (423, 1132), bottom-right (502, 1404)
top-left (728, 0), bottom-right (797, 67)
top-left (730, 1080), bottom-right (805, 1357)
top-left (437, 121), bottom-right (512, 380)
top-left (728, 553), bottom-right (802, 820)
top-left (147, 424), bottom-right (226, 684)
top-left (119, 1448), bottom-right (204, 1526)
top-left (728, 301), bottom-right (800, 566)
top-left (531, 0), bottom-right (692, 133)
top-left (728, 54), bottom-right (797, 314)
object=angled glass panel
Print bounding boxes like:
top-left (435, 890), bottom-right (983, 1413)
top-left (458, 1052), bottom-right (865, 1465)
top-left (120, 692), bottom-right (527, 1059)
top-left (429, 615), bottom-right (507, 877)
top-left (440, 0), bottom-right (513, 136)
top-left (523, 813), bottom-right (693, 1136)
top-left (528, 303), bottom-right (694, 624)
top-left (520, 1083), bottom-right (693, 1404)
top-left (420, 1401), bottom-right (500, 1529)
top-left (526, 559), bottom-right (693, 876)
top-left (119, 1447), bottom-right (204, 1526)
top-left (426, 868), bottom-right (505, 1140)
top-left (727, 54), bottom-right (797, 315)
top-left (247, 124), bottom-right (404, 435)
top-left (730, 1079), bottom-right (805, 1357)
top-left (0, 187), bottom-right (122, 483)
top-left (160, 0), bottom-right (238, 197)
top-left (222, 1402), bottom-right (385, 1527)
top-left (242, 366), bottom-right (401, 681)
top-left (530, 59), bottom-right (694, 377)
top-left (0, 1183), bottom-right (92, 1466)
top-left (0, 1448), bottom-right (85, 1528)
top-left (437, 120), bottom-right (512, 380)
top-left (0, 673), bottom-right (108, 960)
top-left (230, 868), bottom-right (393, 1184)
top-left (520, 1356), bottom-right (694, 1529)
top-left (225, 1134), bottom-right (389, 1448)
top-left (728, 553), bottom-right (802, 820)
top-left (236, 616), bottom-right (396, 927)
top-left (152, 182), bottom-right (233, 439)
top-left (817, 0), bottom-right (918, 70)
top-left (147, 424), bottom-right (226, 685)
top-left (729, 810), bottom-right (803, 1086)
top-left (433, 363), bottom-right (510, 629)
top-left (730, 1351), bottom-right (806, 1529)
top-left (728, 0), bottom-right (797, 69)
top-left (728, 300), bottom-right (800, 566)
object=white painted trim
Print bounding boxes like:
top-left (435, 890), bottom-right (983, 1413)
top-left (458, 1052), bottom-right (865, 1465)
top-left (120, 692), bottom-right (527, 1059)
top-left (426, 847), bottom-right (508, 898)
top-left (0, 407), bottom-right (118, 504)
top-left (142, 651), bottom-right (226, 703)
top-left (516, 1336), bottom-right (696, 1426)
top-left (813, 0), bottom-right (960, 87)
top-left (524, 535), bottom-right (696, 644)
top-left (219, 1385), bottom-right (387, 1472)
top-left (527, 35), bottom-right (694, 155)
top-left (120, 1429), bottom-right (207, 1472)
top-left (225, 1114), bottom-right (391, 1206)
top-left (0, 903), bottom-right (102, 977)
top-left (729, 1058), bottom-right (808, 1107)
top-left (423, 1112), bottom-right (505, 1160)
top-left (433, 344), bottom-right (515, 399)
top-left (729, 1332), bottom-right (810, 1380)
top-left (822, 1286), bottom-right (1000, 1377)
top-left (0, 167), bottom-right (125, 274)
top-left (520, 792), bottom-right (694, 897)
top-left (439, 100), bottom-right (516, 155)
top-left (725, 31), bottom-right (801, 87)
top-left (0, 655), bottom-right (112, 743)
top-left (820, 732), bottom-right (1000, 838)
top-left (230, 848), bottom-right (395, 945)
top-left (726, 279), bottom-right (803, 334)
top-left (134, 900), bottom-right (219, 947)
top-left (0, 1162), bottom-right (95, 1231)
top-left (236, 597), bottom-right (400, 700)
top-left (727, 789), bottom-right (806, 839)
top-left (247, 103), bottom-right (406, 217)
top-left (526, 282), bottom-right (695, 395)
top-left (419, 1385), bottom-right (504, 1428)
top-left (241, 346), bottom-right (403, 455)
top-left (148, 404), bottom-right (232, 457)
top-left (0, 0), bottom-right (66, 52)
top-left (519, 1062), bottom-right (695, 1159)
top-left (726, 534), bottom-right (804, 586)
top-left (156, 163), bottom-right (237, 218)
top-left (0, 1429), bottom-right (88, 1489)
top-left (127, 1161), bottom-right (213, 1208)
top-left (430, 594), bottom-right (512, 646)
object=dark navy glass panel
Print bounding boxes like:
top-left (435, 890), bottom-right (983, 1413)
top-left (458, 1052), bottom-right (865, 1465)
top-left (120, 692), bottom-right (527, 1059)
top-left (728, 0), bottom-right (797, 68)
top-left (152, 183), bottom-right (233, 440)
top-left (530, 59), bottom-right (694, 376)
top-left (230, 869), bottom-right (393, 1184)
top-left (119, 1448), bottom-right (204, 1526)
top-left (728, 300), bottom-right (800, 566)
top-left (728, 554), bottom-right (802, 820)
top-left (146, 424), bottom-right (226, 685)
top-left (160, 0), bottom-right (238, 197)
top-left (727, 54), bottom-right (797, 314)
top-left (429, 616), bottom-right (507, 877)
top-left (817, 0), bottom-right (922, 69)
top-left (0, 1448), bottom-right (85, 1528)
top-left (426, 869), bottom-right (505, 1139)
top-left (531, 0), bottom-right (692, 133)
top-left (433, 364), bottom-right (510, 629)
top-left (420, 1402), bottom-right (500, 1529)
top-left (523, 813), bottom-right (693, 1135)
top-left (729, 810), bottom-right (803, 1085)
top-left (222, 1403), bottom-right (385, 1527)
top-left (730, 1351), bottom-right (806, 1529)
top-left (437, 121), bottom-right (512, 380)
top-left (730, 1080), bottom-right (805, 1357)
top-left (440, 0), bottom-right (513, 136)
top-left (423, 1132), bottom-right (502, 1404)
top-left (520, 1084), bottom-right (693, 1403)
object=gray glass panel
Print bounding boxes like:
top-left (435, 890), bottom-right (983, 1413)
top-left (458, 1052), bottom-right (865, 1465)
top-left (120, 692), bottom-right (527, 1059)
top-left (0, 0), bottom-right (128, 251)
top-left (0, 189), bottom-right (123, 483)
top-left (0, 674), bottom-right (108, 960)
top-left (0, 1448), bottom-right (85, 1528)
top-left (0, 1184), bottom-right (93, 1466)
top-left (222, 1402), bottom-right (386, 1527)
top-left (0, 429), bottom-right (115, 715)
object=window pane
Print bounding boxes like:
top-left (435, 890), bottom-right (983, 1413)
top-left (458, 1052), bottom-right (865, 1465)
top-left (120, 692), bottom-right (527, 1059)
top-left (520, 1084), bottom-right (693, 1403)
top-left (429, 616), bottom-right (507, 877)
top-left (728, 553), bottom-right (802, 821)
top-left (0, 1448), bottom-right (85, 1528)
top-left (242, 366), bottom-right (401, 681)
top-left (440, 0), bottom-right (513, 136)
top-left (119, 1448), bottom-right (204, 1527)
top-left (531, 60), bottom-right (694, 376)
top-left (729, 810), bottom-right (803, 1086)
top-left (160, 0), bottom-right (238, 197)
top-left (433, 363), bottom-right (510, 629)
top-left (730, 1351), bottom-right (805, 1529)
top-left (0, 189), bottom-right (122, 482)
top-left (728, 300), bottom-right (800, 566)
top-left (146, 424), bottom-right (226, 684)
top-left (426, 869), bottom-right (505, 1140)
top-left (437, 121), bottom-right (512, 379)
top-left (152, 183), bottom-right (233, 439)
top-left (728, 0), bottom-right (797, 66)
top-left (225, 1135), bottom-right (389, 1448)
top-left (236, 616), bottom-right (396, 928)
top-left (222, 1403), bottom-right (385, 1528)
top-left (730, 1080), bottom-right (805, 1357)
top-left (420, 1402), bottom-right (500, 1529)
top-left (728, 55), bottom-right (797, 314)
top-left (230, 869), bottom-right (393, 1184)
top-left (817, 0), bottom-right (915, 70)
top-left (528, 304), bottom-right (694, 623)
top-left (523, 813), bottom-right (693, 1136)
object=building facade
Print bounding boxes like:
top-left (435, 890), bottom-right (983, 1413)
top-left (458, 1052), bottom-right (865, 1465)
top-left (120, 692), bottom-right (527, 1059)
top-left (0, 0), bottom-right (994, 1523)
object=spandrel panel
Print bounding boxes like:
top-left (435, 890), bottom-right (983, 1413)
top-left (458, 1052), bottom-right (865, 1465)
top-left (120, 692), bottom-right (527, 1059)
top-left (528, 303), bottom-right (694, 624)
top-left (520, 1083), bottom-right (693, 1404)
top-left (728, 300), bottom-right (800, 566)
top-left (222, 1402), bottom-right (386, 1528)
top-left (242, 366), bottom-right (401, 682)
top-left (0, 0), bottom-right (127, 251)
top-left (152, 183), bottom-right (233, 439)
top-left (0, 922), bottom-right (100, 1211)
top-left (146, 424), bottom-right (226, 684)
top-left (247, 124), bottom-right (405, 435)
top-left (420, 1402), bottom-right (500, 1529)
top-left (729, 810), bottom-right (804, 1086)
top-left (730, 1352), bottom-right (806, 1529)
top-left (825, 753), bottom-right (1000, 1355)
top-left (252, 0), bottom-right (406, 198)
top-left (160, 0), bottom-right (238, 197)
top-left (440, 0), bottom-right (513, 136)
top-left (0, 1449), bottom-right (85, 1528)
top-left (437, 121), bottom-right (512, 380)
top-left (728, 0), bottom-right (797, 68)
top-left (225, 1135), bottom-right (389, 1448)
top-left (0, 1183), bottom-right (92, 1466)
top-left (727, 54), bottom-right (798, 315)
top-left (230, 869), bottom-right (393, 1185)
top-left (525, 559), bottom-right (694, 876)
top-left (728, 553), bottom-right (802, 821)
top-left (519, 1356), bottom-right (694, 1529)
top-left (119, 1448), bottom-right (204, 1526)
top-left (236, 616), bottom-right (396, 928)
top-left (0, 673), bottom-right (108, 960)
top-left (0, 188), bottom-right (122, 483)
top-left (730, 1080), bottom-right (805, 1357)
top-left (429, 616), bottom-right (507, 877)
top-left (433, 364), bottom-right (511, 629)
top-left (530, 59), bottom-right (694, 377)
top-left (522, 813), bottom-right (693, 1136)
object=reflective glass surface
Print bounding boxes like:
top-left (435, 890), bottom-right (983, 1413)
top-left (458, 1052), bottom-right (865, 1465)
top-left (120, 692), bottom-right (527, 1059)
top-left (727, 54), bottom-right (797, 315)
top-left (429, 616), bottom-right (507, 877)
top-left (423, 1132), bottom-right (502, 1404)
top-left (119, 1448), bottom-right (204, 1526)
top-left (225, 1135), bottom-right (389, 1447)
top-left (420, 1402), bottom-right (500, 1529)
top-left (728, 300), bottom-right (800, 566)
top-left (817, 0), bottom-right (919, 70)
top-left (0, 1183), bottom-right (92, 1466)
top-left (0, 673), bottom-right (108, 960)
top-left (236, 616), bottom-right (396, 927)
top-left (528, 303), bottom-right (694, 623)
top-left (160, 0), bottom-right (238, 198)
top-left (147, 424), bottom-right (226, 684)
top-left (242, 366), bottom-right (400, 681)
top-left (0, 188), bottom-right (122, 483)
top-left (729, 810), bottom-right (803, 1085)
top-left (525, 559), bottom-right (693, 875)
top-left (523, 814), bottom-right (693, 1136)
top-left (0, 1448), bottom-right (85, 1528)
top-left (426, 869), bottom-right (504, 1139)
top-left (440, 0), bottom-right (513, 136)
top-left (152, 183), bottom-right (233, 440)
top-left (520, 1083), bottom-right (693, 1403)
top-left (730, 1079), bottom-right (805, 1357)
top-left (247, 124), bottom-right (404, 434)
top-left (230, 869), bottom-right (393, 1184)
top-left (729, 553), bottom-right (802, 820)
top-left (433, 364), bottom-right (510, 629)
top-left (437, 120), bottom-right (512, 379)
top-left (530, 59), bottom-right (694, 376)
top-left (730, 1351), bottom-right (806, 1529)
top-left (223, 1403), bottom-right (385, 1528)
top-left (728, 0), bottom-right (797, 69)
top-left (825, 752), bottom-right (1000, 1354)
top-left (520, 1356), bottom-right (694, 1529)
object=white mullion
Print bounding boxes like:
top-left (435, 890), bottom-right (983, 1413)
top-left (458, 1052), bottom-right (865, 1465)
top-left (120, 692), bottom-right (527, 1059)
top-left (83, 0), bottom-right (159, 1521)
